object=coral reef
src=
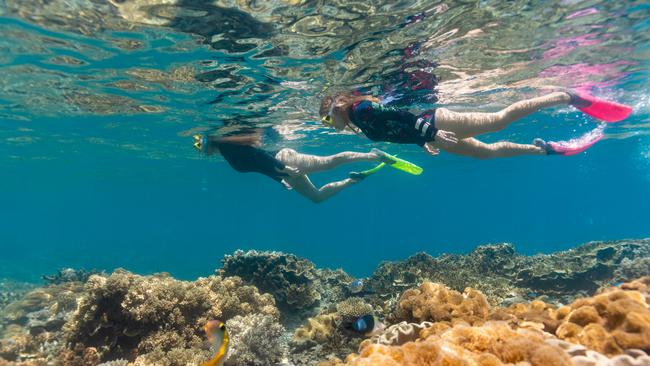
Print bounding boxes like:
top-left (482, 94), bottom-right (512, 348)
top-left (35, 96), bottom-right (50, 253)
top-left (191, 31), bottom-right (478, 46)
top-left (553, 278), bottom-right (650, 355)
top-left (394, 281), bottom-right (490, 325)
top-left (225, 313), bottom-right (287, 366)
top-left (361, 321), bottom-right (433, 347)
top-left (0, 280), bottom-right (36, 313)
top-left (219, 250), bottom-right (322, 311)
top-left (0, 240), bottom-right (648, 366)
top-left (42, 268), bottom-right (103, 286)
top-left (219, 250), bottom-right (353, 313)
top-left (366, 239), bottom-right (650, 306)
top-left (63, 269), bottom-right (278, 364)
top-left (290, 298), bottom-right (376, 366)
top-left (319, 321), bottom-right (574, 366)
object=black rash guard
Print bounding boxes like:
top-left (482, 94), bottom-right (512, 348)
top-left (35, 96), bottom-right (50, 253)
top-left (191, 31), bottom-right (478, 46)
top-left (216, 142), bottom-right (288, 183)
top-left (348, 100), bottom-right (437, 146)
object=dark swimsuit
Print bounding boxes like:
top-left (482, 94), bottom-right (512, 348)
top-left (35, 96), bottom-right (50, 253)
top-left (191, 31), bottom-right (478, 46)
top-left (216, 142), bottom-right (288, 183)
top-left (348, 100), bottom-right (437, 146)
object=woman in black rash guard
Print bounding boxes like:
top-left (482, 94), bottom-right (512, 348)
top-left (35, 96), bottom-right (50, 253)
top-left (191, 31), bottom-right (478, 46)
top-left (193, 130), bottom-right (387, 203)
top-left (319, 91), bottom-right (592, 159)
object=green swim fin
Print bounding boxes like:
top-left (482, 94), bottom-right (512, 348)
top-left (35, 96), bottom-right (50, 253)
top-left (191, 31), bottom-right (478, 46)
top-left (350, 163), bottom-right (386, 180)
top-left (371, 148), bottom-right (423, 175)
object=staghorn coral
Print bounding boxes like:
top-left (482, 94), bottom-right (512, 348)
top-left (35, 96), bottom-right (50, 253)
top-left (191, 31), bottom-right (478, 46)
top-left (219, 250), bottom-right (322, 311)
top-left (224, 313), bottom-right (287, 366)
top-left (394, 281), bottom-right (490, 325)
top-left (63, 269), bottom-right (278, 364)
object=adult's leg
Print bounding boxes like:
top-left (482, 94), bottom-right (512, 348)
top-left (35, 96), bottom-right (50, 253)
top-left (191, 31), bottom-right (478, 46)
top-left (284, 175), bottom-right (358, 203)
top-left (431, 137), bottom-right (545, 159)
top-left (275, 148), bottom-right (379, 174)
top-left (435, 92), bottom-right (571, 139)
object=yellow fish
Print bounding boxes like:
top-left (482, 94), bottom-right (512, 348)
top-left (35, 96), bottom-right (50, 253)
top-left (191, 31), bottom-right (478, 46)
top-left (202, 320), bottom-right (229, 366)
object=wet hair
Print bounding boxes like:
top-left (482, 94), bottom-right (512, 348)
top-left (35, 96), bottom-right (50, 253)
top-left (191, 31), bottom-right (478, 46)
top-left (319, 92), bottom-right (380, 132)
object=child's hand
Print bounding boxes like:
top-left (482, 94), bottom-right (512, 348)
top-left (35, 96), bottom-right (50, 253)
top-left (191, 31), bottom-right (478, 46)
top-left (276, 166), bottom-right (302, 177)
top-left (423, 144), bottom-right (440, 155)
top-left (435, 130), bottom-right (458, 146)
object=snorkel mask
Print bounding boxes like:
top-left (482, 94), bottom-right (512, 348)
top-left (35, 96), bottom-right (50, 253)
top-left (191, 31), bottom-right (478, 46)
top-left (321, 100), bottom-right (335, 127)
top-left (193, 134), bottom-right (207, 153)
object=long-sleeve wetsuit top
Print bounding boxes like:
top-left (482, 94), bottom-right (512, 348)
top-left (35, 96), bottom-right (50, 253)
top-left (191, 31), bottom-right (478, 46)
top-left (348, 100), bottom-right (437, 146)
top-left (216, 142), bottom-right (287, 183)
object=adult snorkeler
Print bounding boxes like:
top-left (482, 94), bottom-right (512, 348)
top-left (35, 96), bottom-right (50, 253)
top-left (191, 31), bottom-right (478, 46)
top-left (192, 129), bottom-right (409, 203)
top-left (319, 91), bottom-right (632, 158)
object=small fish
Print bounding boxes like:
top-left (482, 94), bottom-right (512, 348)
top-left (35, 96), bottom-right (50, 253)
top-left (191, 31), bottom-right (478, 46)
top-left (202, 320), bottom-right (229, 366)
top-left (350, 314), bottom-right (385, 337)
top-left (349, 279), bottom-right (364, 294)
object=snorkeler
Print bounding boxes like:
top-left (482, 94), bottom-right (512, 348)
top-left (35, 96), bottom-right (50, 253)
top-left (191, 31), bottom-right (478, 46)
top-left (319, 91), bottom-right (632, 158)
top-left (193, 129), bottom-right (409, 203)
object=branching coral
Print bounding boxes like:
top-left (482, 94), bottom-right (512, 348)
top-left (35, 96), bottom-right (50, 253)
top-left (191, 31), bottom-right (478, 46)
top-left (63, 270), bottom-right (279, 364)
top-left (225, 313), bottom-right (287, 366)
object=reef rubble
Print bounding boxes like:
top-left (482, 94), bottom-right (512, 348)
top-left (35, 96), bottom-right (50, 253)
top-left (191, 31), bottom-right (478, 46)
top-left (0, 239), bottom-right (647, 365)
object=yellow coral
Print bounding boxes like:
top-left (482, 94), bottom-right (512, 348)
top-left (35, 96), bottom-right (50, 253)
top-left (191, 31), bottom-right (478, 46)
top-left (396, 282), bottom-right (490, 325)
top-left (293, 313), bottom-right (339, 344)
top-left (326, 322), bottom-right (573, 366)
top-left (553, 281), bottom-right (650, 355)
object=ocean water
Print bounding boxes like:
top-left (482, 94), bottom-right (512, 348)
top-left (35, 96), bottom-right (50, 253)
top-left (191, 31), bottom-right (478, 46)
top-left (0, 0), bottom-right (648, 283)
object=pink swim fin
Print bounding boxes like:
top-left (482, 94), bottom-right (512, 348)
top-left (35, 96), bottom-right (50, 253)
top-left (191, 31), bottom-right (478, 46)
top-left (570, 92), bottom-right (632, 123)
top-left (543, 126), bottom-right (605, 156)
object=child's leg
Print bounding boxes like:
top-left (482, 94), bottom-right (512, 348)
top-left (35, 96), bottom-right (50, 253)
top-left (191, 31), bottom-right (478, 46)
top-left (431, 137), bottom-right (545, 159)
top-left (284, 175), bottom-right (358, 203)
top-left (275, 148), bottom-right (379, 174)
top-left (435, 92), bottom-right (571, 139)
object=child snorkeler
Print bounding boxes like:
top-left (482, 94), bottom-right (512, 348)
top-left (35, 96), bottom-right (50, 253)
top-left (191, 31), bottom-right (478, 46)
top-left (319, 91), bottom-right (631, 158)
top-left (193, 129), bottom-right (400, 203)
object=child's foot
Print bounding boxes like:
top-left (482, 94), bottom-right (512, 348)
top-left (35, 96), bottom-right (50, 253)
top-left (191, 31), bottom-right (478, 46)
top-left (533, 138), bottom-right (556, 155)
top-left (370, 148), bottom-right (397, 164)
top-left (349, 171), bottom-right (368, 181)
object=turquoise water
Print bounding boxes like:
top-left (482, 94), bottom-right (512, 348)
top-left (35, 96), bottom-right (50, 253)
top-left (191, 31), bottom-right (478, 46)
top-left (0, 1), bottom-right (648, 282)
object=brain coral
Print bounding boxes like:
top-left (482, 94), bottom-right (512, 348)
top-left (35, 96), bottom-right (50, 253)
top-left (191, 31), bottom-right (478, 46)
top-left (63, 269), bottom-right (278, 364)
top-left (395, 282), bottom-right (490, 325)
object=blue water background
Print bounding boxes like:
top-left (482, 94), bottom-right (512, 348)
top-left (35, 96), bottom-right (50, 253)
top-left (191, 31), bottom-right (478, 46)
top-left (0, 2), bottom-right (649, 282)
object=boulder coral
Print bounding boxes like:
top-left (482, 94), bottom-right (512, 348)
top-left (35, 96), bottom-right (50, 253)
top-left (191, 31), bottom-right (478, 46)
top-left (63, 269), bottom-right (279, 364)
